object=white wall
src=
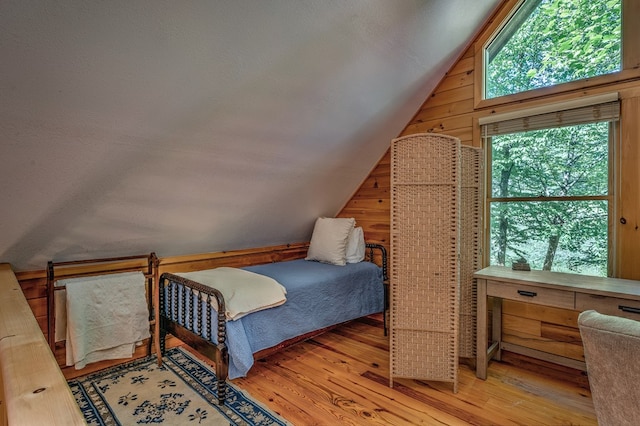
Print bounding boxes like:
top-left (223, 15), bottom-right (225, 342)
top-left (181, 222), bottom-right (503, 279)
top-left (0, 0), bottom-right (497, 270)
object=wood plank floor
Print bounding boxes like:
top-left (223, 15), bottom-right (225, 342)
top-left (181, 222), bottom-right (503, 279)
top-left (225, 314), bottom-right (596, 425)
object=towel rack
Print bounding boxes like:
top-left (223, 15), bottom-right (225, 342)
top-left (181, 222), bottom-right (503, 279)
top-left (46, 253), bottom-right (158, 355)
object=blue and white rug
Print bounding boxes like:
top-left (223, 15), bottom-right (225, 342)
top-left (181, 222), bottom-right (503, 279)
top-left (68, 347), bottom-right (289, 425)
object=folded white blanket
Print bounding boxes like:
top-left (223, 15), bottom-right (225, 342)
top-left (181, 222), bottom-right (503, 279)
top-left (62, 271), bottom-right (150, 369)
top-left (176, 267), bottom-right (287, 321)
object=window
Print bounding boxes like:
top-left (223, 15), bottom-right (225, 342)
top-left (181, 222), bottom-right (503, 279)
top-left (485, 0), bottom-right (621, 99)
top-left (482, 97), bottom-right (619, 276)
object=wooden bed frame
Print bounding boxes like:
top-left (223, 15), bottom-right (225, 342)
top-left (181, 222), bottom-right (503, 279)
top-left (46, 253), bottom-right (158, 356)
top-left (155, 243), bottom-right (388, 405)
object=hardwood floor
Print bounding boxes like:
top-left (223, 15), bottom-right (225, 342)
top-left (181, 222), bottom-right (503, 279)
top-left (228, 314), bottom-right (596, 425)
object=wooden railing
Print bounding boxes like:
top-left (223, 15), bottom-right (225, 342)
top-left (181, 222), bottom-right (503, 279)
top-left (0, 264), bottom-right (84, 425)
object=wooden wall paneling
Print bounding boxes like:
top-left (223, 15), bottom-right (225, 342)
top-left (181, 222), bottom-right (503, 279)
top-left (502, 333), bottom-right (585, 362)
top-left (501, 299), bottom-right (586, 362)
top-left (345, 182), bottom-right (390, 201)
top-left (338, 151), bottom-right (391, 247)
top-left (15, 276), bottom-right (46, 299)
top-left (436, 71), bottom-right (475, 93)
top-left (416, 85), bottom-right (475, 112)
top-left (503, 313), bottom-right (541, 336)
top-left (26, 298), bottom-right (47, 322)
top-left (403, 115), bottom-right (474, 137)
top-left (502, 300), bottom-right (580, 326)
top-left (158, 242), bottom-right (309, 275)
top-left (472, 116), bottom-right (482, 149)
top-left (414, 99), bottom-right (476, 124)
top-left (541, 322), bottom-right (583, 345)
top-left (340, 180), bottom-right (390, 216)
top-left (434, 65), bottom-right (475, 95)
top-left (448, 52), bottom-right (475, 74)
top-left (435, 49), bottom-right (475, 87)
top-left (339, 208), bottom-right (391, 223)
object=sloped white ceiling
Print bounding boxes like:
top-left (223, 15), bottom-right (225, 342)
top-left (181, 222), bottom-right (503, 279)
top-left (0, 0), bottom-right (498, 271)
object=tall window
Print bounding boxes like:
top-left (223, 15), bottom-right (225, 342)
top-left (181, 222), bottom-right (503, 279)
top-left (482, 98), bottom-right (619, 276)
top-left (485, 0), bottom-right (621, 99)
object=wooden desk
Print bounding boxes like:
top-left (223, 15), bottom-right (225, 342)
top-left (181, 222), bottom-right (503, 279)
top-left (475, 266), bottom-right (640, 379)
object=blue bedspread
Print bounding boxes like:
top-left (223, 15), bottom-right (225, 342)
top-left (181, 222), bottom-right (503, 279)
top-left (164, 259), bottom-right (384, 379)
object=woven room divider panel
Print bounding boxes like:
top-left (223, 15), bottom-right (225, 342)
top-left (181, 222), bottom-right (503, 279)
top-left (458, 146), bottom-right (482, 359)
top-left (390, 133), bottom-right (460, 392)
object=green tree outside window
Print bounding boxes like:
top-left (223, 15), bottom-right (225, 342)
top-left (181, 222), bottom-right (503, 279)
top-left (485, 0), bottom-right (621, 276)
top-left (486, 0), bottom-right (621, 99)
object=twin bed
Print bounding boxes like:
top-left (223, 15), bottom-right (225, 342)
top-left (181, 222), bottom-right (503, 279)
top-left (49, 219), bottom-right (388, 406)
top-left (156, 242), bottom-right (387, 404)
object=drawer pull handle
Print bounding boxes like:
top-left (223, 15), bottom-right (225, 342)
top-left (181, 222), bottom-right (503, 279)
top-left (517, 290), bottom-right (537, 297)
top-left (619, 305), bottom-right (640, 314)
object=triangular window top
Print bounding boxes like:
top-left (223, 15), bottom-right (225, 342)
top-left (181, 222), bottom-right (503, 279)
top-left (484, 0), bottom-right (621, 99)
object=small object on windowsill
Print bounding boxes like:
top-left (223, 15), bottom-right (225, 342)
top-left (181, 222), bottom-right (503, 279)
top-left (512, 257), bottom-right (531, 271)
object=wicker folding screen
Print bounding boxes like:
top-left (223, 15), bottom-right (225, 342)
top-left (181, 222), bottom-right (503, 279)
top-left (390, 133), bottom-right (461, 392)
top-left (458, 146), bottom-right (483, 359)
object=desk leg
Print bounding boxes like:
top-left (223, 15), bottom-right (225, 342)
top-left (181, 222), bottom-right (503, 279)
top-left (492, 296), bottom-right (502, 361)
top-left (476, 278), bottom-right (488, 379)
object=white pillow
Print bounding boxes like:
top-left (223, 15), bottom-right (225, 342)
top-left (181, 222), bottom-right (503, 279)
top-left (305, 217), bottom-right (355, 266)
top-left (346, 226), bottom-right (365, 263)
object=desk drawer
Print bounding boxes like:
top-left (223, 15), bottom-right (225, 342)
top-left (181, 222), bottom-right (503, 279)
top-left (487, 280), bottom-right (575, 309)
top-left (576, 293), bottom-right (640, 320)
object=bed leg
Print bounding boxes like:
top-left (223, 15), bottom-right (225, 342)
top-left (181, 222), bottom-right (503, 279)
top-left (157, 328), bottom-right (166, 366)
top-left (217, 380), bottom-right (226, 405)
top-left (216, 343), bottom-right (229, 405)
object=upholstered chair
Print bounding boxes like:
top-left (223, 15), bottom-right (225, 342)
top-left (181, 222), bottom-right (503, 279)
top-left (578, 309), bottom-right (640, 426)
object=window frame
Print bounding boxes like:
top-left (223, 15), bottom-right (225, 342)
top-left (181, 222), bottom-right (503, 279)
top-left (482, 102), bottom-right (619, 276)
top-left (473, 0), bottom-right (640, 109)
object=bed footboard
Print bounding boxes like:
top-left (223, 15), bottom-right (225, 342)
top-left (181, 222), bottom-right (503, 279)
top-left (157, 272), bottom-right (229, 405)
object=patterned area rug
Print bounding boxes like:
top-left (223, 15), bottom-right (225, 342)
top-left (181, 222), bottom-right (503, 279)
top-left (68, 347), bottom-right (289, 425)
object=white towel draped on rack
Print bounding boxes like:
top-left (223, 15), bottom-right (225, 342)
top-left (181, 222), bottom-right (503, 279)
top-left (60, 271), bottom-right (150, 369)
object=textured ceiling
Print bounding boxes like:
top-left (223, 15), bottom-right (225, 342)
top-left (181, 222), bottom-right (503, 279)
top-left (0, 0), bottom-right (498, 271)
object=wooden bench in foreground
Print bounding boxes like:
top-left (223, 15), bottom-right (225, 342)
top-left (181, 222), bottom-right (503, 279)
top-left (0, 263), bottom-right (84, 425)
